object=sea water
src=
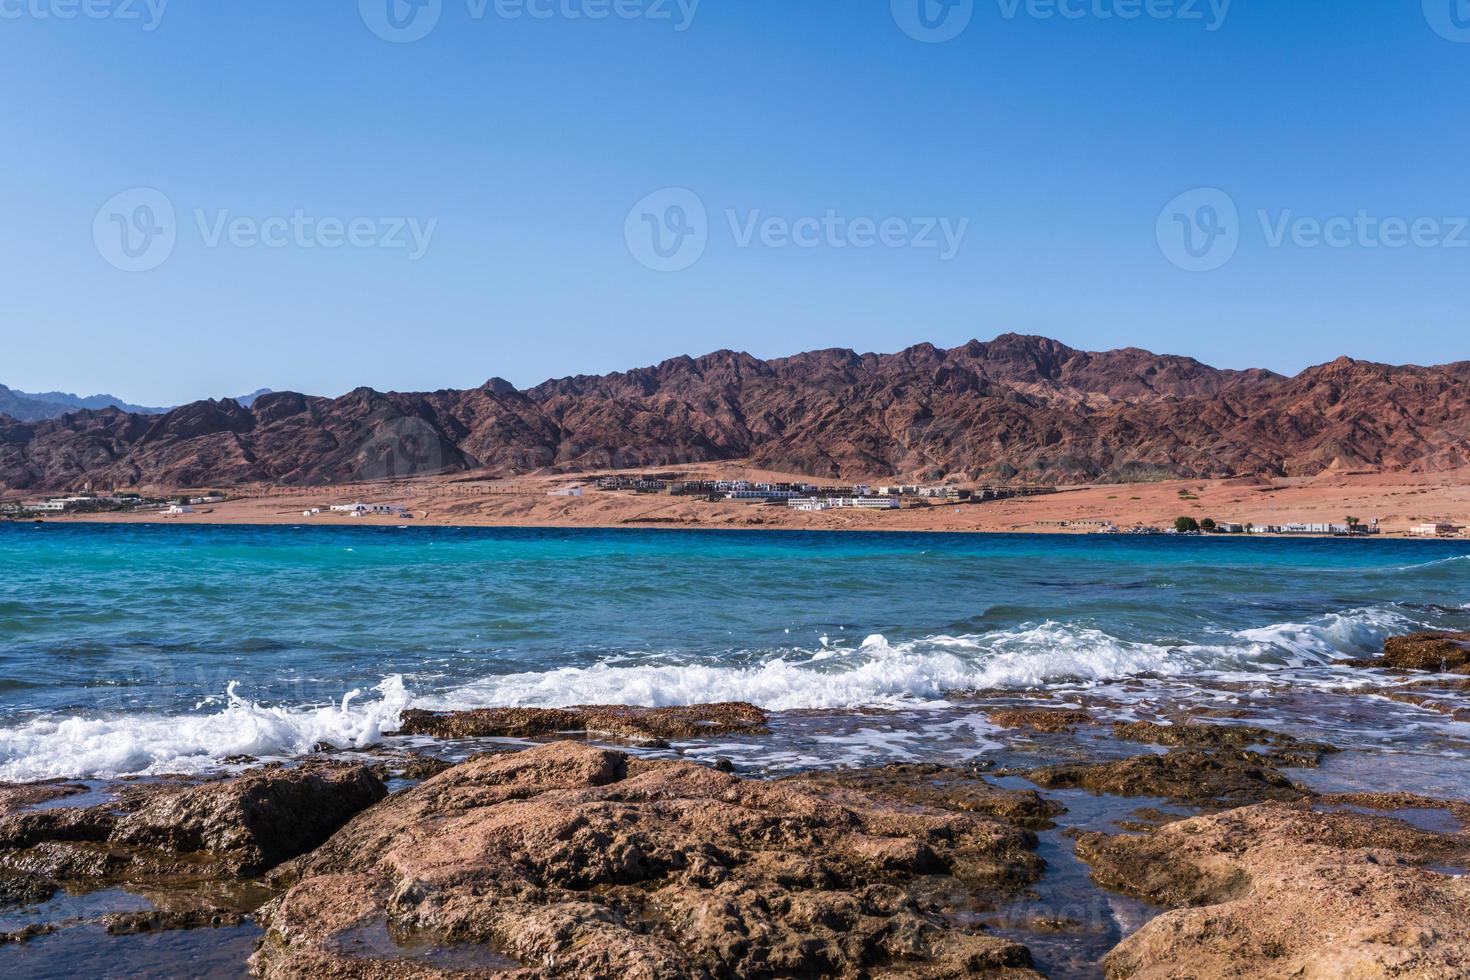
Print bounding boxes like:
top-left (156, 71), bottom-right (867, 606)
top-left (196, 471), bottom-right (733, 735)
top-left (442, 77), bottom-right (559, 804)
top-left (1, 522), bottom-right (1467, 783)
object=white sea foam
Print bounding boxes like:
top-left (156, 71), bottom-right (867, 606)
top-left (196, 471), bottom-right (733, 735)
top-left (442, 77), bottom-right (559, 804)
top-left (422, 607), bottom-right (1412, 714)
top-left (0, 676), bottom-right (409, 782)
top-left (1393, 553), bottom-right (1470, 572)
top-left (0, 606), bottom-right (1431, 780)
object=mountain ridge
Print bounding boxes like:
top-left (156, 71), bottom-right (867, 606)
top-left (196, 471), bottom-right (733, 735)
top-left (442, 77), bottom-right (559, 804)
top-left (3, 335), bottom-right (1468, 492)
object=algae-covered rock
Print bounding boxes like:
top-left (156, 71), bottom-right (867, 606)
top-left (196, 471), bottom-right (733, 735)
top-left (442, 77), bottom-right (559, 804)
top-left (253, 742), bottom-right (1046, 979)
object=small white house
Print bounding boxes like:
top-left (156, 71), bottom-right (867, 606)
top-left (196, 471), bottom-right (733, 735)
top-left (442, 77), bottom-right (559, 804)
top-left (161, 504), bottom-right (195, 515)
top-left (548, 486), bottom-right (585, 498)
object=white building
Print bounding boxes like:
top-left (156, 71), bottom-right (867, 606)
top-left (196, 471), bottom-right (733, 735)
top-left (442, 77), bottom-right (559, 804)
top-left (1410, 523), bottom-right (1464, 537)
top-left (788, 496), bottom-right (900, 512)
top-left (725, 490), bottom-right (801, 500)
top-left (548, 486), bottom-right (585, 497)
top-left (161, 504), bottom-right (195, 515)
top-left (329, 502), bottom-right (407, 516)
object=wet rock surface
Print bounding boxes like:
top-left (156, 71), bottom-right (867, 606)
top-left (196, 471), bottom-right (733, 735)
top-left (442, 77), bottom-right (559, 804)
top-left (1073, 798), bottom-right (1470, 978)
top-left (1024, 750), bottom-right (1309, 808)
top-left (786, 763), bottom-right (1063, 830)
top-left (107, 762), bottom-right (388, 875)
top-left (1379, 630), bottom-right (1470, 672)
top-left (394, 702), bottom-right (769, 744)
top-left (0, 763), bottom-right (386, 944)
top-left (987, 709), bottom-right (1094, 733)
top-left (1108, 721), bottom-right (1339, 766)
top-left (253, 742), bottom-right (1045, 979)
top-left (0, 697), bottom-right (1465, 977)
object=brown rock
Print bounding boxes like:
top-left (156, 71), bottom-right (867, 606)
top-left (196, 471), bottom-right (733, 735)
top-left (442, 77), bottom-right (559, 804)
top-left (1025, 750), bottom-right (1308, 807)
top-left (109, 762), bottom-right (388, 875)
top-left (0, 762), bottom-right (387, 917)
top-left (394, 702), bottom-right (768, 743)
top-left (1380, 631), bottom-right (1470, 671)
top-left (1109, 721), bottom-right (1338, 766)
top-left (104, 907), bottom-right (247, 934)
top-left (987, 709), bottom-right (1092, 733)
top-left (253, 742), bottom-right (1045, 979)
top-left (786, 763), bottom-right (1063, 829)
top-left (1074, 800), bottom-right (1470, 978)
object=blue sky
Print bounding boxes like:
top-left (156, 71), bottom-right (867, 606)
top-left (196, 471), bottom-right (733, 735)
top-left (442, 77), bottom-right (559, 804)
top-left (2, 0), bottom-right (1468, 405)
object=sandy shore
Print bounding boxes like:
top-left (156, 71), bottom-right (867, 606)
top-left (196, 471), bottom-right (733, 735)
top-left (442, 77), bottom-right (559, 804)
top-left (16, 463), bottom-right (1470, 536)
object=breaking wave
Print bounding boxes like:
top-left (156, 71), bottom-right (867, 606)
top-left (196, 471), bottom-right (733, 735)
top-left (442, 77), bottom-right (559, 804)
top-left (0, 677), bottom-right (410, 782)
top-left (425, 606), bottom-right (1410, 713)
top-left (0, 606), bottom-right (1422, 780)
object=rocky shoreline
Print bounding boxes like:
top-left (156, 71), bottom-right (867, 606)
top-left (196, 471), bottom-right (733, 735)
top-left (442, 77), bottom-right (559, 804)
top-left (0, 634), bottom-right (1467, 978)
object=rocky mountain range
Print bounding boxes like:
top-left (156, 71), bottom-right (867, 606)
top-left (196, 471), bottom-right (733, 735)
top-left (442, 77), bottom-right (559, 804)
top-left (0, 384), bottom-right (168, 422)
top-left (2, 335), bottom-right (1468, 492)
top-left (0, 385), bottom-right (274, 423)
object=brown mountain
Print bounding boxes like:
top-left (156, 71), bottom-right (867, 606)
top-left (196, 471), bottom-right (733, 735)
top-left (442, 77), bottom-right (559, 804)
top-left (3, 335), bottom-right (1468, 492)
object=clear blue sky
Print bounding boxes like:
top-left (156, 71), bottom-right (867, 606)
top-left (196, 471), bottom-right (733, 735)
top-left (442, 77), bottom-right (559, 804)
top-left (2, 0), bottom-right (1468, 405)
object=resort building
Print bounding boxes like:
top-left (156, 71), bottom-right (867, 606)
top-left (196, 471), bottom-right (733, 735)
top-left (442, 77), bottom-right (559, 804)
top-left (1410, 522), bottom-right (1465, 537)
top-left (788, 496), bottom-right (900, 512)
top-left (329, 502), bottom-right (408, 516)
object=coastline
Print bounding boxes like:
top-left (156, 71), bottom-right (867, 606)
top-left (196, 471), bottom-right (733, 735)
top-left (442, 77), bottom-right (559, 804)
top-left (13, 464), bottom-right (1470, 539)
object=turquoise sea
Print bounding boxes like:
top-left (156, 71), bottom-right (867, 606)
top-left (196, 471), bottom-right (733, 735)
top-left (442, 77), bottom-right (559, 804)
top-left (1, 523), bottom-right (1468, 784)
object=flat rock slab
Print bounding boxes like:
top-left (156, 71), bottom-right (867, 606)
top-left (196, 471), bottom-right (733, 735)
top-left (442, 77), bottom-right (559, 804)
top-left (1024, 750), bottom-right (1309, 808)
top-left (1073, 796), bottom-right (1470, 978)
top-left (394, 702), bottom-right (768, 743)
top-left (253, 742), bottom-right (1046, 979)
